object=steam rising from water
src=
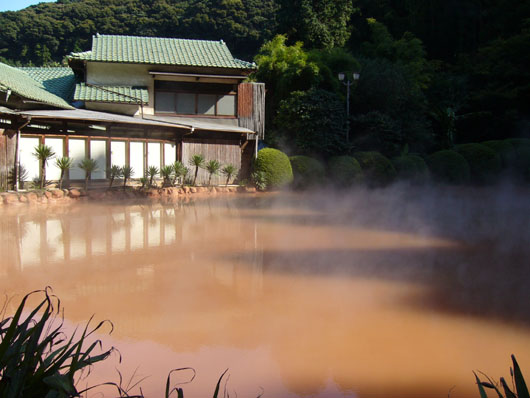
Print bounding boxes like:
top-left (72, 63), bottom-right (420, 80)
top-left (0, 182), bottom-right (529, 397)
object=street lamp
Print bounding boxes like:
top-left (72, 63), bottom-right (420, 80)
top-left (338, 72), bottom-right (360, 142)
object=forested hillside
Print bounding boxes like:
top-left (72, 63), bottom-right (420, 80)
top-left (1, 0), bottom-right (529, 155)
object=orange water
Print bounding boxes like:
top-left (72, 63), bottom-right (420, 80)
top-left (1, 187), bottom-right (529, 397)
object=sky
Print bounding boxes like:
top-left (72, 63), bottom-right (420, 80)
top-left (0, 0), bottom-right (56, 12)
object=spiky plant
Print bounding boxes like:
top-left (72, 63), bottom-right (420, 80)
top-left (147, 166), bottom-right (159, 188)
top-left (121, 165), bottom-right (133, 189)
top-left (0, 288), bottom-right (114, 398)
top-left (33, 144), bottom-right (56, 189)
top-left (139, 176), bottom-right (148, 189)
top-left (221, 164), bottom-right (238, 187)
top-left (205, 159), bottom-right (221, 186)
top-left (474, 355), bottom-right (529, 398)
top-left (188, 154), bottom-right (205, 186)
top-left (78, 158), bottom-right (99, 190)
top-left (108, 165), bottom-right (123, 189)
top-left (55, 157), bottom-right (73, 190)
top-left (172, 161), bottom-right (186, 186)
top-left (160, 165), bottom-right (174, 187)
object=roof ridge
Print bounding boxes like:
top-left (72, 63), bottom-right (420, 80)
top-left (94, 33), bottom-right (226, 44)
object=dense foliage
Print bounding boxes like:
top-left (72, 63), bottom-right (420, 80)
top-left (391, 154), bottom-right (428, 183)
top-left (327, 156), bottom-right (363, 187)
top-left (454, 143), bottom-right (502, 184)
top-left (289, 155), bottom-right (325, 189)
top-left (426, 150), bottom-right (470, 185)
top-left (1, 0), bottom-right (528, 174)
top-left (353, 151), bottom-right (396, 187)
top-left (253, 148), bottom-right (293, 189)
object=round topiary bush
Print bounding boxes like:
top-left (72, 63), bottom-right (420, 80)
top-left (353, 151), bottom-right (397, 187)
top-left (327, 156), bottom-right (363, 187)
top-left (289, 155), bottom-right (326, 189)
top-left (391, 154), bottom-right (429, 183)
top-left (454, 143), bottom-right (502, 184)
top-left (482, 140), bottom-right (517, 168)
top-left (253, 148), bottom-right (293, 190)
top-left (426, 150), bottom-right (470, 184)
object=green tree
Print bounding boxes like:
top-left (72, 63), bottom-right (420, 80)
top-left (121, 165), bottom-right (133, 189)
top-left (205, 159), bottom-right (221, 186)
top-left (252, 35), bottom-right (319, 130)
top-left (33, 144), bottom-right (55, 189)
top-left (221, 164), bottom-right (238, 186)
top-left (189, 154), bottom-right (205, 186)
top-left (55, 156), bottom-right (73, 189)
top-left (78, 158), bottom-right (98, 190)
top-left (147, 165), bottom-right (159, 188)
top-left (108, 164), bottom-right (122, 189)
top-left (277, 0), bottom-right (355, 48)
top-left (276, 88), bottom-right (348, 157)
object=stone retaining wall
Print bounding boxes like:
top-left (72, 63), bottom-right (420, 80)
top-left (0, 186), bottom-right (258, 207)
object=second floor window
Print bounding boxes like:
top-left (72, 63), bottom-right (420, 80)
top-left (154, 81), bottom-right (237, 116)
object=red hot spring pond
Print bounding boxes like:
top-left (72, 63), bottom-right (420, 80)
top-left (1, 185), bottom-right (530, 397)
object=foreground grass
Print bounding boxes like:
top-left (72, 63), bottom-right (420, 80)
top-left (0, 288), bottom-right (231, 398)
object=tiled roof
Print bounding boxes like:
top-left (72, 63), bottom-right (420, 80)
top-left (74, 83), bottom-right (149, 104)
top-left (0, 62), bottom-right (74, 109)
top-left (18, 67), bottom-right (76, 102)
top-left (69, 34), bottom-right (257, 70)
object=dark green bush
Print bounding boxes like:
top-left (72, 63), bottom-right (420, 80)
top-left (327, 156), bottom-right (363, 187)
top-left (289, 155), bottom-right (326, 189)
top-left (391, 154), bottom-right (428, 183)
top-left (253, 148), bottom-right (293, 190)
top-left (353, 151), bottom-right (397, 187)
top-left (454, 143), bottom-right (502, 184)
top-left (482, 140), bottom-right (517, 168)
top-left (426, 150), bottom-right (470, 184)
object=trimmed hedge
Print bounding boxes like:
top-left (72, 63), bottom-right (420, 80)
top-left (391, 154), bottom-right (429, 183)
top-left (289, 155), bottom-right (325, 189)
top-left (353, 151), bottom-right (397, 187)
top-left (426, 150), bottom-right (470, 184)
top-left (327, 156), bottom-right (363, 187)
top-left (482, 140), bottom-right (517, 168)
top-left (454, 143), bottom-right (502, 184)
top-left (253, 148), bottom-right (293, 189)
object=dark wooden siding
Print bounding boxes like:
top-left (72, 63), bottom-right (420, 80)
top-left (238, 82), bottom-right (265, 140)
top-left (181, 139), bottom-right (242, 186)
top-left (0, 129), bottom-right (16, 190)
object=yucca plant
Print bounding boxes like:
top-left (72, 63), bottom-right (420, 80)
top-left (189, 154), bottom-right (205, 186)
top-left (33, 144), bottom-right (56, 189)
top-left (55, 157), bottom-right (73, 190)
top-left (108, 165), bottom-right (123, 189)
top-left (160, 165), bottom-right (174, 187)
top-left (121, 165), bottom-right (133, 189)
top-left (78, 158), bottom-right (99, 190)
top-left (139, 176), bottom-right (148, 189)
top-left (475, 355), bottom-right (529, 398)
top-left (0, 288), bottom-right (114, 398)
top-left (221, 164), bottom-right (238, 187)
top-left (172, 161), bottom-right (186, 186)
top-left (147, 165), bottom-right (159, 188)
top-left (205, 159), bottom-right (221, 186)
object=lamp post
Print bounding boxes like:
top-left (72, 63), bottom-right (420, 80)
top-left (338, 72), bottom-right (360, 142)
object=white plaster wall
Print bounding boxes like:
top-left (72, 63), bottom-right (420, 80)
top-left (19, 137), bottom-right (40, 182)
top-left (68, 138), bottom-right (86, 180)
top-left (45, 137), bottom-right (64, 181)
top-left (110, 141), bottom-right (126, 168)
top-left (130, 141), bottom-right (145, 178)
top-left (164, 143), bottom-right (176, 166)
top-left (147, 142), bottom-right (161, 169)
top-left (90, 140), bottom-right (107, 179)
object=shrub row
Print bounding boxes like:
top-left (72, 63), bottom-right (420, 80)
top-left (254, 138), bottom-right (530, 190)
